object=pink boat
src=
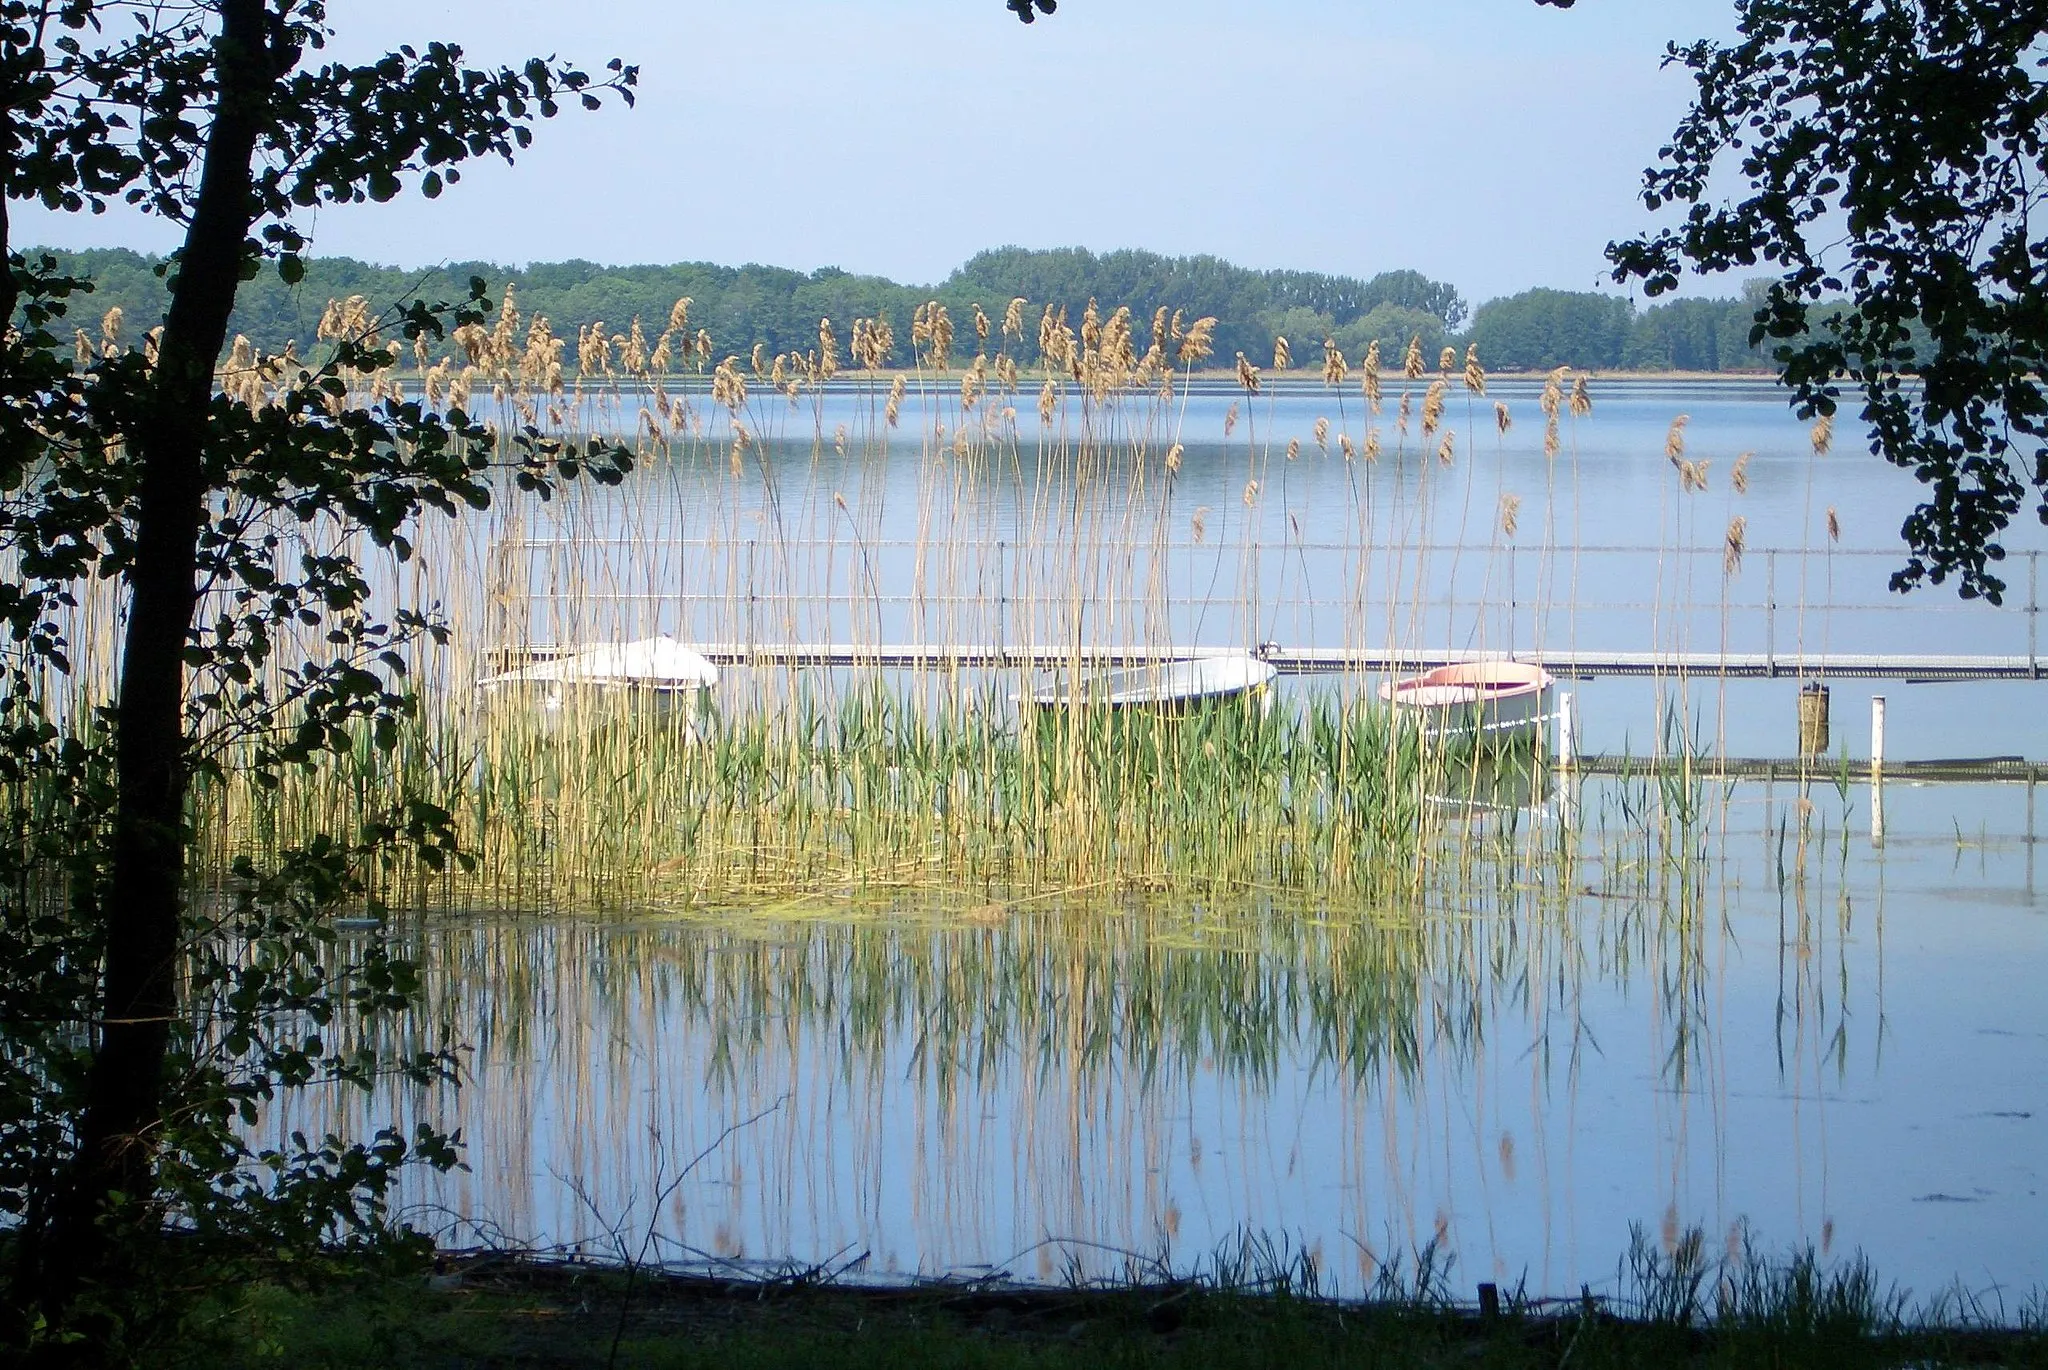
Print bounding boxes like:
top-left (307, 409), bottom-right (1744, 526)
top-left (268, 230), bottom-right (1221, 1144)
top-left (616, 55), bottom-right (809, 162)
top-left (1378, 660), bottom-right (1556, 739)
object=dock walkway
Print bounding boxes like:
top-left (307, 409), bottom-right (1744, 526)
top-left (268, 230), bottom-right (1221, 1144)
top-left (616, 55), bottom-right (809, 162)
top-left (619, 642), bottom-right (2048, 682)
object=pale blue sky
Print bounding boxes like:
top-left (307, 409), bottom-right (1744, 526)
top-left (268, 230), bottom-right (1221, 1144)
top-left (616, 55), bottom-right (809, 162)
top-left (20, 0), bottom-right (1745, 307)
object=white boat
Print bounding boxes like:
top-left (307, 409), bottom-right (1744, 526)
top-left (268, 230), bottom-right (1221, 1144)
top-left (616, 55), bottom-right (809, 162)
top-left (1022, 651), bottom-right (1278, 713)
top-left (478, 635), bottom-right (720, 727)
top-left (1378, 660), bottom-right (1555, 740)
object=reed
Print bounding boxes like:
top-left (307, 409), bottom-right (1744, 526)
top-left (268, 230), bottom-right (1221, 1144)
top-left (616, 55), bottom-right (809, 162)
top-left (36, 297), bottom-right (1931, 1308)
top-left (18, 291), bottom-right (1663, 919)
top-left (251, 754), bottom-right (1798, 1289)
top-left (190, 680), bottom-right (1535, 912)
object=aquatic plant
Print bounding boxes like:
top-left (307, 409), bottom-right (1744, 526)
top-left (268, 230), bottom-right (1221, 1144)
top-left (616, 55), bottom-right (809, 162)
top-left (64, 292), bottom-right (1604, 915)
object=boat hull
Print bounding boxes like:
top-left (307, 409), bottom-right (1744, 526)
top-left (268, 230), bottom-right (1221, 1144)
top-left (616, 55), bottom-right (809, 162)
top-left (1379, 661), bottom-right (1556, 741)
top-left (479, 636), bottom-right (720, 735)
top-left (1023, 651), bottom-right (1278, 714)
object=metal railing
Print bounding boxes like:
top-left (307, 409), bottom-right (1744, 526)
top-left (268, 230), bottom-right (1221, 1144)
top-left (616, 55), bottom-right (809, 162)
top-left (489, 538), bottom-right (2045, 680)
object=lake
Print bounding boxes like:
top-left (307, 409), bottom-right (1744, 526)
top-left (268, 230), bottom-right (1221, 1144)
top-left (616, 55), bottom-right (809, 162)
top-left (487, 373), bottom-right (2043, 759)
top-left (293, 372), bottom-right (2045, 1302)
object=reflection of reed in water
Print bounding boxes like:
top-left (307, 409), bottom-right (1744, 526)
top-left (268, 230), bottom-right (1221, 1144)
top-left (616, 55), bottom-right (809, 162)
top-left (4, 288), bottom-right (1971, 1302)
top-left (254, 774), bottom-right (1893, 1294)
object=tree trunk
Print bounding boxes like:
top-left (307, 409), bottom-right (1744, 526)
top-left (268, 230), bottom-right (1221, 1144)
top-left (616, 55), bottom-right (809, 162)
top-left (33, 0), bottom-right (280, 1311)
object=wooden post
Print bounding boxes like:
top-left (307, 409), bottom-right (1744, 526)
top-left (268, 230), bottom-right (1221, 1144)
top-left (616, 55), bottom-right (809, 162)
top-left (1798, 681), bottom-right (1830, 757)
top-left (1870, 695), bottom-right (1886, 772)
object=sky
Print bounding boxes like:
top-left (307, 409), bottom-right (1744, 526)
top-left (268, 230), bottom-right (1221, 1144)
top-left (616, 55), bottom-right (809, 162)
top-left (16, 0), bottom-right (1747, 309)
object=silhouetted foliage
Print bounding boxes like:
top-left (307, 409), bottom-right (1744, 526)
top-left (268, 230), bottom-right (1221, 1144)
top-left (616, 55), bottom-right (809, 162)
top-left (1610, 0), bottom-right (2048, 600)
top-left (0, 3), bottom-right (631, 1359)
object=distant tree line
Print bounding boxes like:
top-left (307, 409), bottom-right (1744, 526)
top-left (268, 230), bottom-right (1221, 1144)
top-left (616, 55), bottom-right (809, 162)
top-left (942, 247), bottom-right (1471, 369)
top-left (1467, 280), bottom-right (1776, 372)
top-left (35, 243), bottom-right (1776, 374)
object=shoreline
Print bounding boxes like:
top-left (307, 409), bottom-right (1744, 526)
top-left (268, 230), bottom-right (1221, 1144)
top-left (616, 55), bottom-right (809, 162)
top-left (209, 1245), bottom-right (2048, 1368)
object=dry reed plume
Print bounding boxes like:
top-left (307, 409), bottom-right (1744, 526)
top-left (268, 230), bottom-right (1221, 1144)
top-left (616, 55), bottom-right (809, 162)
top-left (1402, 336), bottom-right (1425, 380)
top-left (1664, 414), bottom-right (1690, 462)
top-left (1421, 380), bottom-right (1447, 438)
top-left (83, 280), bottom-right (1658, 920)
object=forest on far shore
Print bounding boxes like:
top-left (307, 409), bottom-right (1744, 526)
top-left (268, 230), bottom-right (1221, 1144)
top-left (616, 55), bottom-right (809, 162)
top-left (36, 243), bottom-right (1782, 375)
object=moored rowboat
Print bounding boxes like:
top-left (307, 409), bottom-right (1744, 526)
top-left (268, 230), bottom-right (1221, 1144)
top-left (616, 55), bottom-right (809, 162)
top-left (1378, 660), bottom-right (1555, 739)
top-left (1022, 650), bottom-right (1278, 712)
top-left (478, 635), bottom-right (720, 728)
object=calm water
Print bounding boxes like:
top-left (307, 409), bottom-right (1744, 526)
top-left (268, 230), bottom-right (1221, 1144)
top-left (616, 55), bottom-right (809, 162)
top-left (488, 374), bottom-right (2044, 759)
top-left (327, 377), bottom-right (2046, 1299)
top-left (306, 774), bottom-right (2045, 1300)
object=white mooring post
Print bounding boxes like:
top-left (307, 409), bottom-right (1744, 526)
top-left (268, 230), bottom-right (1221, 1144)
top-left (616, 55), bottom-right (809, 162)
top-left (1553, 690), bottom-right (1576, 769)
top-left (1553, 690), bottom-right (1580, 827)
top-left (1870, 695), bottom-right (1888, 848)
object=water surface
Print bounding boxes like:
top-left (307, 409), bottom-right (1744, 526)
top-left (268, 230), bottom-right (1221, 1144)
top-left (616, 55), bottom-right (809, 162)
top-left (306, 378), bottom-right (2048, 1299)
